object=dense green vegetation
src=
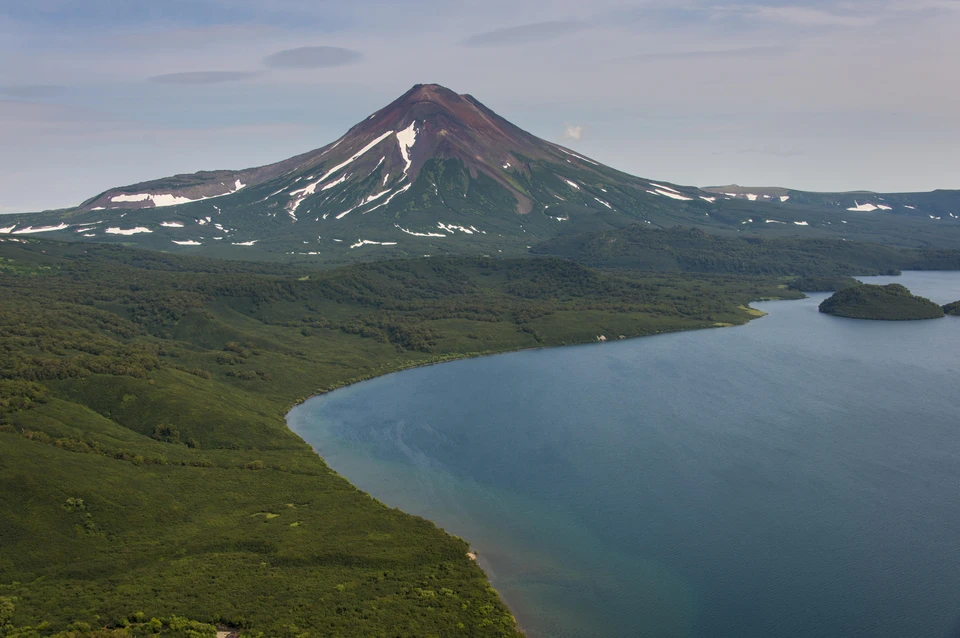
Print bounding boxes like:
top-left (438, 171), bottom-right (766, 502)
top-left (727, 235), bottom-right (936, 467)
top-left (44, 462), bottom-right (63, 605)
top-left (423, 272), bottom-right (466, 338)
top-left (787, 276), bottom-right (860, 292)
top-left (818, 284), bottom-right (945, 320)
top-left (0, 238), bottom-right (804, 636)
top-left (943, 301), bottom-right (960, 316)
top-left (1, 607), bottom-right (221, 638)
top-left (533, 225), bottom-right (960, 276)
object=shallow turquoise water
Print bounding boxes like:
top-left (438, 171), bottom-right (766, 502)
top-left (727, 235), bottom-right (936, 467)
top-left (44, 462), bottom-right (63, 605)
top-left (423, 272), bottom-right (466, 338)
top-left (287, 272), bottom-right (960, 637)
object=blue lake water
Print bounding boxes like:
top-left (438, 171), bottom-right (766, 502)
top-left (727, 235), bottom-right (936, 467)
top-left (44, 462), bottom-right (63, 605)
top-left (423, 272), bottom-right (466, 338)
top-left (287, 272), bottom-right (960, 637)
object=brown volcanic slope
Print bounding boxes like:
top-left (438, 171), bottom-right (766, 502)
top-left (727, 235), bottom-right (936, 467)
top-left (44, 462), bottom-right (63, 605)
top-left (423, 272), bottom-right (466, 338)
top-left (79, 84), bottom-right (612, 216)
top-left (6, 83), bottom-right (960, 259)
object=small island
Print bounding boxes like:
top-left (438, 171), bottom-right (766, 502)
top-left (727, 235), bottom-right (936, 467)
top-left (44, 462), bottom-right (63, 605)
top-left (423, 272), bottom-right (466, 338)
top-left (819, 283), bottom-right (945, 320)
top-left (944, 301), bottom-right (960, 316)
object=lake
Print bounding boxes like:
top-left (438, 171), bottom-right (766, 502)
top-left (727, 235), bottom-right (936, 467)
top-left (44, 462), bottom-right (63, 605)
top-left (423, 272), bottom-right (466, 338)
top-left (287, 272), bottom-right (960, 637)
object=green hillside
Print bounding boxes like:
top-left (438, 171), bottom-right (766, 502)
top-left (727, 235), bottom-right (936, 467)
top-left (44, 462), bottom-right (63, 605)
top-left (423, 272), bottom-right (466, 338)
top-left (532, 224), bottom-right (960, 276)
top-left (0, 238), bottom-right (804, 636)
top-left (786, 276), bottom-right (860, 293)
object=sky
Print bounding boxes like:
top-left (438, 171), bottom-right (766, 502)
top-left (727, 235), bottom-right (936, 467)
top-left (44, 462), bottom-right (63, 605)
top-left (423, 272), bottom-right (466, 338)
top-left (1, 0), bottom-right (958, 213)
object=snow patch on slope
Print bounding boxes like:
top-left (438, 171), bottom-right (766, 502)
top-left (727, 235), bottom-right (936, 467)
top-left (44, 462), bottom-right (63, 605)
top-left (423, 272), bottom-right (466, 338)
top-left (350, 239), bottom-right (398, 249)
top-left (847, 201), bottom-right (878, 212)
top-left (288, 173), bottom-right (353, 214)
top-left (438, 222), bottom-right (480, 235)
top-left (334, 205), bottom-right (360, 220)
top-left (110, 193), bottom-right (152, 204)
top-left (109, 180), bottom-right (245, 209)
top-left (105, 226), bottom-right (152, 235)
top-left (321, 175), bottom-right (348, 191)
top-left (363, 189), bottom-right (392, 205)
top-left (556, 147), bottom-right (599, 165)
top-left (655, 189), bottom-right (693, 201)
top-left (649, 183), bottom-right (679, 193)
top-left (396, 121), bottom-right (417, 179)
top-left (367, 157), bottom-right (385, 176)
top-left (12, 223), bottom-right (70, 234)
top-left (365, 183), bottom-right (412, 214)
top-left (318, 130), bottom-right (395, 184)
top-left (336, 188), bottom-right (396, 220)
top-left (395, 224), bottom-right (446, 238)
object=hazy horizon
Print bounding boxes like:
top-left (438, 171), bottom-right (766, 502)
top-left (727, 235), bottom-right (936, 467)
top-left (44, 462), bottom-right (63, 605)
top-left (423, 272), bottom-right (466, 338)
top-left (2, 0), bottom-right (958, 213)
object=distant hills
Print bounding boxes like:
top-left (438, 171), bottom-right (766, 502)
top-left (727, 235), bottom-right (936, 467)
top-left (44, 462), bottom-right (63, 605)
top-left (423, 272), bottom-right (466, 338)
top-left (3, 83), bottom-right (960, 261)
top-left (532, 225), bottom-right (960, 276)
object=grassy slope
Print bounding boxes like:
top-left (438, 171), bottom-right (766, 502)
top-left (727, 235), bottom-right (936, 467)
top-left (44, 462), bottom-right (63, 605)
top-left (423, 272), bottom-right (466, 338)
top-left (0, 239), bottom-right (802, 636)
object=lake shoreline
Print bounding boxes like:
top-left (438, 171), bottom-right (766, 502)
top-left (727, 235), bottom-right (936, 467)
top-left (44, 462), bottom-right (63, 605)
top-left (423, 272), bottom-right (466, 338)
top-left (284, 297), bottom-right (795, 634)
top-left (285, 271), bottom-right (960, 637)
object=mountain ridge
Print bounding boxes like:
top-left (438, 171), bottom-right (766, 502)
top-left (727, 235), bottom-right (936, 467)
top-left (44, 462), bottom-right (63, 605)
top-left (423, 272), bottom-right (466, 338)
top-left (3, 83), bottom-right (960, 260)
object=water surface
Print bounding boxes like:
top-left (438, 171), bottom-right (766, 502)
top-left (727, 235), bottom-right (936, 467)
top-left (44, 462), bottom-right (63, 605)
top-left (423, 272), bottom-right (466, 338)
top-left (288, 272), bottom-right (960, 637)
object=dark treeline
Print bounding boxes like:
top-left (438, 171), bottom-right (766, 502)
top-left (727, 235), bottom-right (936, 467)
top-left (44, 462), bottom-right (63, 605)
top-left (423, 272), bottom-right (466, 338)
top-left (532, 225), bottom-right (960, 276)
top-left (787, 276), bottom-right (860, 293)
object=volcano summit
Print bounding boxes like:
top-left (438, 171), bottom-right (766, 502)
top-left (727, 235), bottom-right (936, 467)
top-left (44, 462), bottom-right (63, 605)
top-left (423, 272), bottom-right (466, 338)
top-left (4, 84), bottom-right (960, 259)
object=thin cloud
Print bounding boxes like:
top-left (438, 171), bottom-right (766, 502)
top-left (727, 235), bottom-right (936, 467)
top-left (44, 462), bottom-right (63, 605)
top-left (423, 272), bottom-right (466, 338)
top-left (719, 5), bottom-right (877, 27)
top-left (0, 85), bottom-right (66, 98)
top-left (629, 45), bottom-right (788, 61)
top-left (149, 71), bottom-right (260, 85)
top-left (563, 123), bottom-right (583, 140)
top-left (461, 21), bottom-right (584, 47)
top-left (263, 46), bottom-right (362, 69)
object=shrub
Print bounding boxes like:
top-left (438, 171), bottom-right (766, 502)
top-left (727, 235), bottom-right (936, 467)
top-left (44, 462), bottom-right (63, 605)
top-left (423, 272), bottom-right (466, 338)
top-left (152, 424), bottom-right (181, 444)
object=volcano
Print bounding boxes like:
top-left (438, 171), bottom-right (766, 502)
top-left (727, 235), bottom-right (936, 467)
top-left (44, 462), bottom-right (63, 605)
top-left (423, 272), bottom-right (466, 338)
top-left (4, 83), bottom-right (960, 259)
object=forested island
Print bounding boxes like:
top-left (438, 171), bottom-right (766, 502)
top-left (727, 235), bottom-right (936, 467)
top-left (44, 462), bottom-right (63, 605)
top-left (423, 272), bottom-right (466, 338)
top-left (944, 301), bottom-right (960, 316)
top-left (819, 283), bottom-right (945, 320)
